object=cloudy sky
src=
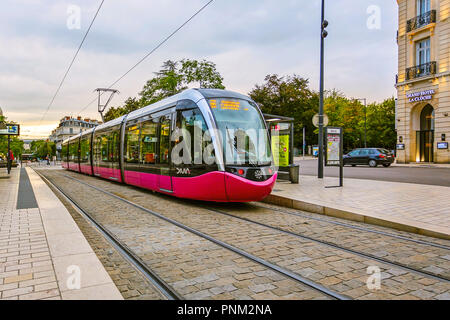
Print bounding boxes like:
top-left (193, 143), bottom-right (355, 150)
top-left (0, 0), bottom-right (397, 139)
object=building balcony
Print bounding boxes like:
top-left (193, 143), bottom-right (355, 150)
top-left (405, 61), bottom-right (437, 81)
top-left (406, 10), bottom-right (436, 33)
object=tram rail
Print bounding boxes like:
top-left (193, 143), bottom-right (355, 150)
top-left (204, 206), bottom-right (450, 283)
top-left (35, 168), bottom-right (450, 300)
top-left (35, 169), bottom-right (182, 301)
top-left (56, 171), bottom-right (349, 300)
top-left (252, 203), bottom-right (450, 251)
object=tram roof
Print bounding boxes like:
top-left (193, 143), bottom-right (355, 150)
top-left (63, 88), bottom-right (254, 145)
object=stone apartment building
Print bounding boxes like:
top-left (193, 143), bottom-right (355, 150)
top-left (49, 116), bottom-right (101, 159)
top-left (396, 0), bottom-right (450, 163)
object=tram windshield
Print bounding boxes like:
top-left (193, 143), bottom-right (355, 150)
top-left (208, 98), bottom-right (272, 166)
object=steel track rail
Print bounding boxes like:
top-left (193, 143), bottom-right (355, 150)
top-left (60, 173), bottom-right (350, 300)
top-left (35, 170), bottom-right (182, 301)
top-left (252, 203), bottom-right (450, 251)
top-left (205, 206), bottom-right (450, 284)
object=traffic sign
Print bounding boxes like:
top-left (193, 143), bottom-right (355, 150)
top-left (312, 114), bottom-right (329, 128)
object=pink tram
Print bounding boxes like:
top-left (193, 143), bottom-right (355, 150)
top-left (62, 89), bottom-right (277, 202)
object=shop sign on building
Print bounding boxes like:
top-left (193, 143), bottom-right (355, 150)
top-left (406, 90), bottom-right (435, 103)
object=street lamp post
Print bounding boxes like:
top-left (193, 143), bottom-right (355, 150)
top-left (318, 0), bottom-right (328, 179)
top-left (355, 98), bottom-right (367, 148)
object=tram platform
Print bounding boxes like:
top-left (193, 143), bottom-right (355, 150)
top-left (0, 167), bottom-right (123, 300)
top-left (264, 175), bottom-right (450, 240)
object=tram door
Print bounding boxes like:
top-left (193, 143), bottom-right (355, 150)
top-left (159, 115), bottom-right (173, 192)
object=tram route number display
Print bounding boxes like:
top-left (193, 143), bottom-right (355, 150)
top-left (326, 128), bottom-right (342, 167)
top-left (271, 135), bottom-right (289, 167)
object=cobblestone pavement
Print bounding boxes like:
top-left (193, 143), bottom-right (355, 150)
top-left (0, 169), bottom-right (61, 300)
top-left (39, 169), bottom-right (330, 300)
top-left (45, 180), bottom-right (165, 300)
top-left (206, 202), bottom-right (450, 280)
top-left (272, 177), bottom-right (450, 233)
top-left (38, 169), bottom-right (450, 300)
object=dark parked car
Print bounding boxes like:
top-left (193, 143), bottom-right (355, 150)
top-left (343, 148), bottom-right (395, 167)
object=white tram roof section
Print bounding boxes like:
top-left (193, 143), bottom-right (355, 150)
top-left (62, 88), bottom-right (254, 145)
top-left (125, 89), bottom-right (204, 123)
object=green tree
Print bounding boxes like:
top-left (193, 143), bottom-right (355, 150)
top-left (324, 91), bottom-right (365, 151)
top-left (0, 136), bottom-right (24, 160)
top-left (249, 74), bottom-right (319, 150)
top-left (30, 140), bottom-right (56, 159)
top-left (366, 98), bottom-right (396, 149)
top-left (104, 59), bottom-right (225, 122)
top-left (324, 92), bottom-right (396, 151)
top-left (0, 115), bottom-right (24, 160)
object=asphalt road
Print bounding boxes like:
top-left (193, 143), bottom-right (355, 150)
top-left (295, 159), bottom-right (450, 187)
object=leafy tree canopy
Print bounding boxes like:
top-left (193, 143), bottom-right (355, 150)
top-left (30, 140), bottom-right (56, 159)
top-left (0, 114), bottom-right (24, 159)
top-left (250, 75), bottom-right (396, 151)
top-left (104, 59), bottom-right (225, 122)
top-left (249, 74), bottom-right (319, 149)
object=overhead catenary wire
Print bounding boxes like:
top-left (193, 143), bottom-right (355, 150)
top-left (77, 0), bottom-right (214, 116)
top-left (40, 0), bottom-right (106, 123)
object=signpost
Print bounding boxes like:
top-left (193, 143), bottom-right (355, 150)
top-left (0, 124), bottom-right (20, 175)
top-left (325, 127), bottom-right (343, 187)
top-left (313, 113), bottom-right (329, 128)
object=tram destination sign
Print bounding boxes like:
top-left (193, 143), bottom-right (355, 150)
top-left (0, 124), bottom-right (20, 136)
top-left (406, 89), bottom-right (435, 103)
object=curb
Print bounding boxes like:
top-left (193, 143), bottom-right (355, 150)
top-left (262, 194), bottom-right (450, 241)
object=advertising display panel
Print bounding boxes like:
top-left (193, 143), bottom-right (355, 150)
top-left (0, 124), bottom-right (20, 135)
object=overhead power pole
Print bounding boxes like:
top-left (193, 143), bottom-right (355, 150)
top-left (95, 88), bottom-right (119, 122)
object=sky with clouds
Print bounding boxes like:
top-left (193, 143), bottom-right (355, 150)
top-left (0, 0), bottom-right (398, 139)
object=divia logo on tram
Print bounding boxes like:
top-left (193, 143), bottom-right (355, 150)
top-left (61, 89), bottom-right (278, 202)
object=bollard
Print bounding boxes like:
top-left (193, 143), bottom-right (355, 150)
top-left (289, 164), bottom-right (300, 184)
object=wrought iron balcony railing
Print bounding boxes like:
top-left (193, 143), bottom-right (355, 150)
top-left (407, 10), bottom-right (436, 33)
top-left (405, 61), bottom-right (436, 80)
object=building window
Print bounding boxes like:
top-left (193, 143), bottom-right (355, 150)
top-left (70, 128), bottom-right (73, 134)
top-left (416, 38), bottom-right (430, 66)
top-left (417, 0), bottom-right (430, 16)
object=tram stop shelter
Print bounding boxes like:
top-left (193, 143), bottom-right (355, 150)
top-left (264, 114), bottom-right (299, 184)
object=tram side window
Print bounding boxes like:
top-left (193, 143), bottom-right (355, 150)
top-left (160, 117), bottom-right (171, 164)
top-left (140, 118), bottom-right (159, 165)
top-left (174, 108), bottom-right (208, 165)
top-left (109, 129), bottom-right (120, 163)
top-left (80, 136), bottom-right (90, 163)
top-left (125, 123), bottom-right (140, 164)
top-left (69, 140), bottom-right (78, 162)
top-left (101, 132), bottom-right (109, 162)
top-left (93, 135), bottom-right (102, 165)
top-left (61, 143), bottom-right (68, 162)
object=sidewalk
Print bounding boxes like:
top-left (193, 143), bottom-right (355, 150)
top-left (265, 175), bottom-right (450, 240)
top-left (0, 167), bottom-right (122, 300)
top-left (392, 162), bottom-right (450, 169)
top-left (294, 156), bottom-right (450, 168)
